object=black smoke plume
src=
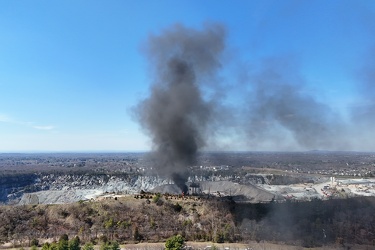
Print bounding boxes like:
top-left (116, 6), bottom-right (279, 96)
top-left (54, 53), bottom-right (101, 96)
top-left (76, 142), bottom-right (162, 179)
top-left (134, 24), bottom-right (225, 192)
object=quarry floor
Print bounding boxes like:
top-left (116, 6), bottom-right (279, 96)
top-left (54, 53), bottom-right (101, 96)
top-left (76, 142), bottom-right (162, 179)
top-left (257, 177), bottom-right (375, 201)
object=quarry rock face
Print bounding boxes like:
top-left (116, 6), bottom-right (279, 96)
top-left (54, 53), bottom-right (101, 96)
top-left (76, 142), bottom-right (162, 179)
top-left (0, 174), bottom-right (38, 202)
top-left (1, 173), bottom-right (168, 204)
top-left (2, 172), bottom-right (276, 204)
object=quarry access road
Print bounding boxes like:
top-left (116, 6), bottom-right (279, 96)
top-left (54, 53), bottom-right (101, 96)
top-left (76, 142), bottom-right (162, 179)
top-left (313, 181), bottom-right (332, 198)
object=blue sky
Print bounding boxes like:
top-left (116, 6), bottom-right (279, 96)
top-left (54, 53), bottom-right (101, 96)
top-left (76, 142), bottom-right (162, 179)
top-left (0, 1), bottom-right (374, 152)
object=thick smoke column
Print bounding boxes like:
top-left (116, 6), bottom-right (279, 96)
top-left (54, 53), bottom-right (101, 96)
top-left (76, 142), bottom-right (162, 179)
top-left (135, 24), bottom-right (225, 192)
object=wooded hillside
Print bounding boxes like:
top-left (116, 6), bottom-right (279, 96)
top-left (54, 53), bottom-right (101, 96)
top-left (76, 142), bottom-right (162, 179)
top-left (1, 195), bottom-right (374, 248)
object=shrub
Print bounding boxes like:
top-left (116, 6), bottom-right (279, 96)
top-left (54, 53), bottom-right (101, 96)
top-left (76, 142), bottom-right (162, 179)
top-left (82, 243), bottom-right (94, 250)
top-left (100, 242), bottom-right (110, 250)
top-left (165, 234), bottom-right (185, 250)
top-left (31, 238), bottom-right (39, 247)
top-left (69, 236), bottom-right (81, 250)
top-left (110, 241), bottom-right (120, 250)
top-left (133, 226), bottom-right (143, 241)
top-left (173, 203), bottom-right (182, 212)
top-left (59, 234), bottom-right (69, 242)
top-left (42, 243), bottom-right (51, 250)
top-left (100, 241), bottom-right (120, 250)
top-left (153, 193), bottom-right (161, 203)
top-left (58, 234), bottom-right (69, 250)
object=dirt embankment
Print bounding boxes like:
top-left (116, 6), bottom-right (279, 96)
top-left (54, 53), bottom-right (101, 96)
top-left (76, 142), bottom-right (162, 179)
top-left (199, 181), bottom-right (275, 202)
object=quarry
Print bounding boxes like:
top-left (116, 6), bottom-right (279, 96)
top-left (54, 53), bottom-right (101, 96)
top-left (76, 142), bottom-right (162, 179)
top-left (15, 174), bottom-right (375, 205)
top-left (1, 152), bottom-right (375, 205)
